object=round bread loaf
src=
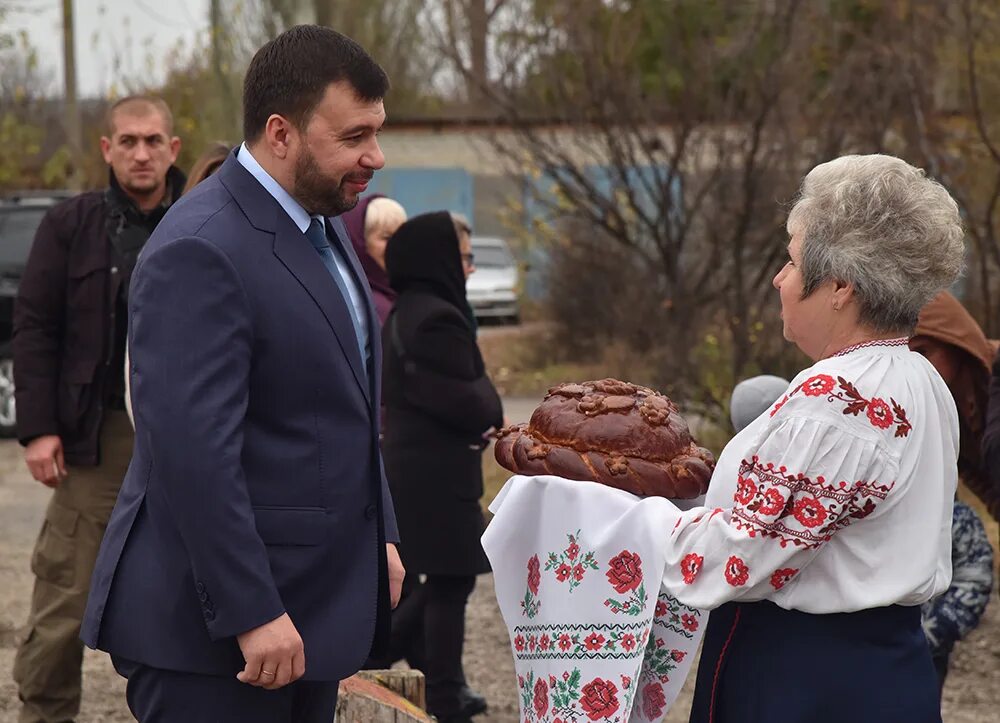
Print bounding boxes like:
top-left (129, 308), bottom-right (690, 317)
top-left (494, 378), bottom-right (715, 498)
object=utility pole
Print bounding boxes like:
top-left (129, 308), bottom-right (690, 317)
top-left (61, 0), bottom-right (83, 190)
top-left (210, 0), bottom-right (239, 135)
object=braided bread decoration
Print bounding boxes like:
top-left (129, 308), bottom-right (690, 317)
top-left (494, 379), bottom-right (715, 499)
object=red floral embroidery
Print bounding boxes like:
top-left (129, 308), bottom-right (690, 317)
top-left (770, 567), bottom-right (799, 590)
top-left (558, 634), bottom-right (572, 651)
top-left (655, 600), bottom-right (668, 617)
top-left (605, 550), bottom-right (648, 616)
top-left (756, 487), bottom-right (787, 516)
top-left (680, 553), bottom-right (704, 585)
top-left (792, 497), bottom-right (827, 528)
top-left (801, 374), bottom-right (834, 396)
top-left (514, 634), bottom-right (525, 652)
top-left (606, 551), bottom-right (643, 594)
top-left (546, 531), bottom-right (598, 594)
top-left (733, 456), bottom-right (895, 549)
top-left (580, 678), bottom-right (619, 721)
top-left (866, 398), bottom-right (892, 429)
top-left (583, 632), bottom-right (606, 651)
top-left (642, 682), bottom-right (667, 720)
top-left (681, 613), bottom-right (699, 632)
top-left (521, 555), bottom-right (541, 619)
top-left (622, 633), bottom-right (637, 652)
top-left (671, 649), bottom-right (686, 662)
top-left (533, 676), bottom-right (548, 719)
top-left (734, 476), bottom-right (758, 505)
top-left (770, 375), bottom-right (912, 437)
top-left (724, 555), bottom-right (750, 586)
top-left (527, 555), bottom-right (541, 595)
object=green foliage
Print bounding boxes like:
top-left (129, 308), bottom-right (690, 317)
top-left (0, 112), bottom-right (43, 187)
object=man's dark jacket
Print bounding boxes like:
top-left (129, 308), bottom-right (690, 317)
top-left (13, 167), bottom-right (185, 464)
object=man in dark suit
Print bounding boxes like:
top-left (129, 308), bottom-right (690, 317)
top-left (81, 26), bottom-right (403, 722)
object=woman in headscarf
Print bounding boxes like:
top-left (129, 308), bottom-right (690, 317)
top-left (340, 194), bottom-right (407, 326)
top-left (911, 290), bottom-right (1000, 519)
top-left (381, 211), bottom-right (502, 723)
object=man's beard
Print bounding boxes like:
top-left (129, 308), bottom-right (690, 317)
top-left (293, 149), bottom-right (368, 217)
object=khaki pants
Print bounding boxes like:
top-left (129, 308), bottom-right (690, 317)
top-left (13, 411), bottom-right (133, 723)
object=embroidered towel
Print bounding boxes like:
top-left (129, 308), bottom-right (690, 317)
top-left (484, 475), bottom-right (708, 722)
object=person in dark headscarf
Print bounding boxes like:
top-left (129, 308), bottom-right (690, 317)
top-left (340, 194), bottom-right (407, 325)
top-left (380, 211), bottom-right (502, 723)
top-left (909, 291), bottom-right (996, 690)
top-left (912, 290), bottom-right (999, 518)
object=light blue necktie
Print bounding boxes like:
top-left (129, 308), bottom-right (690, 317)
top-left (304, 217), bottom-right (368, 374)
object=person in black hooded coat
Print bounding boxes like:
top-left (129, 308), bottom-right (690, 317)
top-left (382, 211), bottom-right (503, 722)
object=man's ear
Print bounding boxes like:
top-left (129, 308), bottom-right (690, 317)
top-left (100, 136), bottom-right (113, 164)
top-left (264, 114), bottom-right (296, 161)
top-left (168, 136), bottom-right (181, 164)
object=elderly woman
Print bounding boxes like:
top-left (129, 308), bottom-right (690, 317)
top-left (657, 155), bottom-right (964, 722)
top-left (341, 195), bottom-right (408, 325)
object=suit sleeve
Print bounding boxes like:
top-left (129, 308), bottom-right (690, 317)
top-left (379, 454), bottom-right (399, 543)
top-left (12, 211), bottom-right (67, 443)
top-left (129, 236), bottom-right (284, 640)
top-left (402, 311), bottom-right (503, 435)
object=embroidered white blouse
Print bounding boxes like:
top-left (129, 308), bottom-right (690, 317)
top-left (480, 339), bottom-right (956, 721)
top-left (661, 338), bottom-right (958, 613)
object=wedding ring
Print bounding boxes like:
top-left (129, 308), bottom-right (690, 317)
top-left (261, 670), bottom-right (275, 677)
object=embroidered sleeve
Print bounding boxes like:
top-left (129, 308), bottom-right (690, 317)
top-left (661, 416), bottom-right (895, 609)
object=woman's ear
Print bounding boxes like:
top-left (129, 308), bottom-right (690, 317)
top-left (830, 278), bottom-right (855, 312)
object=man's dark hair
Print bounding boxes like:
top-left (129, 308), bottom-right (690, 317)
top-left (243, 25), bottom-right (389, 143)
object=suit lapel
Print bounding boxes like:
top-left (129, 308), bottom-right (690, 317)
top-left (272, 213), bottom-right (370, 401)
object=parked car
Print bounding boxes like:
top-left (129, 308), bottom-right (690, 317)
top-left (466, 236), bottom-right (520, 324)
top-left (0, 192), bottom-right (72, 437)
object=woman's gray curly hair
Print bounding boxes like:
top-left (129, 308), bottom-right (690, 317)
top-left (787, 154), bottom-right (965, 333)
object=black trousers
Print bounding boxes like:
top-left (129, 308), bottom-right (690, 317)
top-left (365, 574), bottom-right (476, 718)
top-left (423, 575), bottom-right (477, 717)
top-left (112, 656), bottom-right (339, 723)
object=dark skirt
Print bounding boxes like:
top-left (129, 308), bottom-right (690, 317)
top-left (689, 600), bottom-right (941, 723)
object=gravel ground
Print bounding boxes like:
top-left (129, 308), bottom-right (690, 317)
top-left (1, 438), bottom-right (997, 722)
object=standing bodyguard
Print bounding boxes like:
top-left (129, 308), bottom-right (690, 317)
top-left (82, 26), bottom-right (403, 722)
top-left (12, 95), bottom-right (183, 723)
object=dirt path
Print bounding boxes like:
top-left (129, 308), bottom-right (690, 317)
top-left (1, 438), bottom-right (997, 721)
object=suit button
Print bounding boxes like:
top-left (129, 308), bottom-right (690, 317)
top-left (364, 504), bottom-right (377, 520)
top-left (204, 609), bottom-right (215, 622)
top-left (196, 582), bottom-right (205, 594)
top-left (199, 591), bottom-right (208, 602)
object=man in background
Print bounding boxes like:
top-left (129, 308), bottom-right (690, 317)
top-left (12, 95), bottom-right (183, 723)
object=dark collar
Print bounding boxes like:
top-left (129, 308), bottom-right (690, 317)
top-left (107, 165), bottom-right (187, 220)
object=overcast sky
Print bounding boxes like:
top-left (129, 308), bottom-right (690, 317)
top-left (5, 0), bottom-right (210, 97)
